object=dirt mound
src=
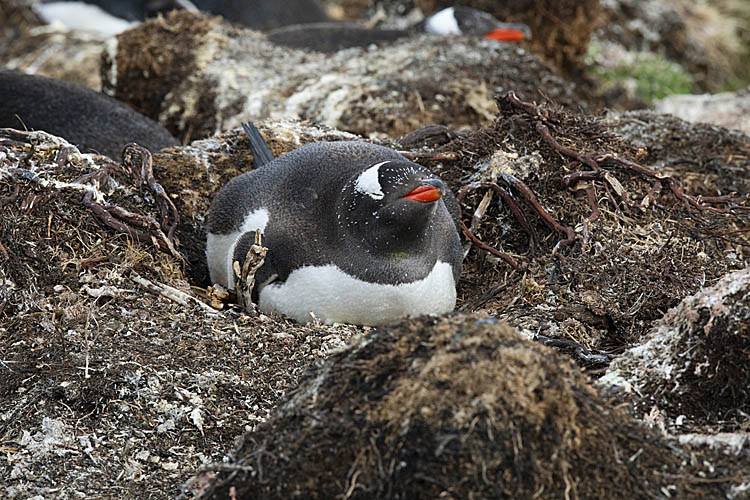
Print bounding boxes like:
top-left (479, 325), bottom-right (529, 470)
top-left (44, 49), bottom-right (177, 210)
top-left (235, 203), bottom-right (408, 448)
top-left (193, 314), bottom-right (744, 499)
top-left (104, 11), bottom-right (591, 143)
top-left (600, 267), bottom-right (750, 431)
top-left (413, 94), bottom-right (750, 351)
top-left (0, 128), bottom-right (361, 498)
top-left (604, 110), bottom-right (750, 194)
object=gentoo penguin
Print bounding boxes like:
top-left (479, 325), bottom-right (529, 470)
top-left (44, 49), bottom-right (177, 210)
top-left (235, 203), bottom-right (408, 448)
top-left (0, 70), bottom-right (179, 159)
top-left (206, 132), bottom-right (463, 326)
top-left (266, 6), bottom-right (531, 53)
top-left (420, 6), bottom-right (532, 41)
top-left (190, 0), bottom-right (329, 31)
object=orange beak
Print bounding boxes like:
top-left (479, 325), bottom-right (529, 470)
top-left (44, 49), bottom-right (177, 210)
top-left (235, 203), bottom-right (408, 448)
top-left (484, 28), bottom-right (526, 42)
top-left (403, 184), bottom-right (443, 202)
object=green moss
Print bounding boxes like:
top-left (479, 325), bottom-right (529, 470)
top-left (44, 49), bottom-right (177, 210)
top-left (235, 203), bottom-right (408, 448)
top-left (586, 43), bottom-right (695, 105)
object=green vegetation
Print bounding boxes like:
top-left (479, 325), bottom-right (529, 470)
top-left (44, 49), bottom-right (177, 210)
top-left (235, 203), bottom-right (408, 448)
top-left (586, 42), bottom-right (695, 105)
top-left (715, 0), bottom-right (750, 90)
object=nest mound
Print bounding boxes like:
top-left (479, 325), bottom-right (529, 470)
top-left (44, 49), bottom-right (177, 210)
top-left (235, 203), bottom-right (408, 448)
top-left (105, 10), bottom-right (590, 143)
top-left (422, 94), bottom-right (750, 349)
top-left (1, 92), bottom-right (749, 498)
top-left (604, 110), bottom-right (750, 195)
top-left (194, 314), bottom-right (737, 499)
top-left (0, 128), bottom-right (361, 498)
top-left (601, 267), bottom-right (750, 431)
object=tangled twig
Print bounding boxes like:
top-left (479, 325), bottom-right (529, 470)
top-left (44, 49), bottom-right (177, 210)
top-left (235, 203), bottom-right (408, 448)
top-left (122, 143), bottom-right (181, 240)
top-left (457, 182), bottom-right (524, 269)
top-left (234, 230), bottom-right (268, 312)
top-left (458, 91), bottom-right (749, 266)
top-left (503, 91), bottom-right (749, 216)
top-left (457, 173), bottom-right (578, 268)
top-left (79, 145), bottom-right (183, 260)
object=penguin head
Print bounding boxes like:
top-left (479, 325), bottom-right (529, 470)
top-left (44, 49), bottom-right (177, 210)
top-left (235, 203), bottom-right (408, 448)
top-left (340, 159), bottom-right (448, 252)
top-left (423, 7), bottom-right (531, 42)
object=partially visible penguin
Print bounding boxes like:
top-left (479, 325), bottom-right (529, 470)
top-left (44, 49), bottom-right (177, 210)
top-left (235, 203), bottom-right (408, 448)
top-left (206, 125), bottom-right (463, 326)
top-left (0, 70), bottom-right (179, 159)
top-left (266, 6), bottom-right (531, 53)
top-left (190, 0), bottom-right (329, 30)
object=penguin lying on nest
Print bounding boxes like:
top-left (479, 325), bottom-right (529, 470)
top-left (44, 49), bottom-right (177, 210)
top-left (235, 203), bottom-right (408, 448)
top-left (267, 6), bottom-right (532, 53)
top-left (206, 123), bottom-right (462, 326)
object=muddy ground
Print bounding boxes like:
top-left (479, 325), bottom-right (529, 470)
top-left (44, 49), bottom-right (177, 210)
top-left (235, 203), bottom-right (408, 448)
top-left (1, 3), bottom-right (750, 500)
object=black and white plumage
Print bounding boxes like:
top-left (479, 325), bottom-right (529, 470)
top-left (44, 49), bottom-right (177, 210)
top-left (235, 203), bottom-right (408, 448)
top-left (206, 135), bottom-right (463, 325)
top-left (0, 70), bottom-right (178, 159)
top-left (266, 6), bottom-right (531, 53)
top-left (420, 6), bottom-right (532, 41)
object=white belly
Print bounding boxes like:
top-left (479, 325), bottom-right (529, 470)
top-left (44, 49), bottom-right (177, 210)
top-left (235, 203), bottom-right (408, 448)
top-left (258, 261), bottom-right (457, 326)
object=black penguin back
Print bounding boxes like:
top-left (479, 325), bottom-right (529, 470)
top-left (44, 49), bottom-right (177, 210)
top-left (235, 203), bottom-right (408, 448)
top-left (192, 0), bottom-right (329, 30)
top-left (207, 141), bottom-right (404, 235)
top-left (208, 141), bottom-right (462, 288)
top-left (0, 70), bottom-right (179, 159)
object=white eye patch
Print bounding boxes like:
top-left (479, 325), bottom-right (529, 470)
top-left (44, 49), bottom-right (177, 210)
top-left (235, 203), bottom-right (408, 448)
top-left (354, 161), bottom-right (390, 200)
top-left (424, 7), bottom-right (460, 35)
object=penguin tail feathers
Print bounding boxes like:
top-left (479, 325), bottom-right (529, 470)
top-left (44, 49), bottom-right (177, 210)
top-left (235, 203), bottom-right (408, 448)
top-left (242, 122), bottom-right (275, 168)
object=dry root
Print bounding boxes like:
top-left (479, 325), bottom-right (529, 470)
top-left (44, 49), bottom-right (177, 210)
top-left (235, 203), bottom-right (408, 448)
top-left (458, 92), bottom-right (750, 268)
top-left (79, 143), bottom-right (184, 260)
top-left (233, 230), bottom-right (268, 312)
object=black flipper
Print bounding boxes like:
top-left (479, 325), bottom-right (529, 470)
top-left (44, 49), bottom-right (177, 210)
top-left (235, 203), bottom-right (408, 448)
top-left (242, 122), bottom-right (275, 169)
